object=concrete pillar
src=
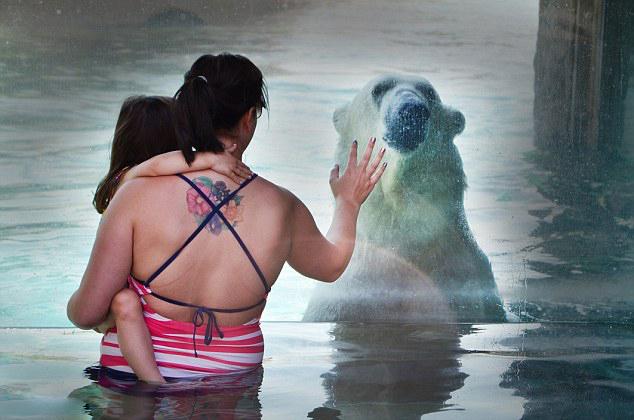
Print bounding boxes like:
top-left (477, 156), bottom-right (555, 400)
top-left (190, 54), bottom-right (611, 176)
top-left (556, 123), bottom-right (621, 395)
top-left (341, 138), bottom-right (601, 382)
top-left (534, 0), bottom-right (634, 159)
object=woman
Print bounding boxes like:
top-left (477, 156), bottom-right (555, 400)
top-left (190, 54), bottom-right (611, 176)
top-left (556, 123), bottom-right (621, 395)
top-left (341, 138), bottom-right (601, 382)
top-left (89, 94), bottom-right (253, 384)
top-left (67, 53), bottom-right (387, 380)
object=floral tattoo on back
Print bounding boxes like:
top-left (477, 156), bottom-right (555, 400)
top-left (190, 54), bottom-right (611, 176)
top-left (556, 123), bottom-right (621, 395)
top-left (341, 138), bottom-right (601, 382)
top-left (186, 177), bottom-right (244, 235)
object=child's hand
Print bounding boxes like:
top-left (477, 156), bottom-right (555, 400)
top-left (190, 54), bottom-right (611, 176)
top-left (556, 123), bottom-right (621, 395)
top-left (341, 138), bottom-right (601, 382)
top-left (203, 144), bottom-right (253, 183)
top-left (93, 312), bottom-right (115, 334)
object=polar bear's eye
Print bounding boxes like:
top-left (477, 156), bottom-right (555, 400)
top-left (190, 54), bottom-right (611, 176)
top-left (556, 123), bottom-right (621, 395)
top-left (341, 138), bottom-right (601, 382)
top-left (414, 83), bottom-right (440, 103)
top-left (371, 79), bottom-right (398, 106)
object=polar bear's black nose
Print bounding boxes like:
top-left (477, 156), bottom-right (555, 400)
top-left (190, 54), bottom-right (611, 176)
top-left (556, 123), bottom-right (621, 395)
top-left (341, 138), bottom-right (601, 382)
top-left (384, 91), bottom-right (429, 153)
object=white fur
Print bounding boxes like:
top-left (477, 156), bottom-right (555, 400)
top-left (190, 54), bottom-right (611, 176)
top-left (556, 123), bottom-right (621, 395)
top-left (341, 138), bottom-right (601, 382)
top-left (304, 75), bottom-right (505, 322)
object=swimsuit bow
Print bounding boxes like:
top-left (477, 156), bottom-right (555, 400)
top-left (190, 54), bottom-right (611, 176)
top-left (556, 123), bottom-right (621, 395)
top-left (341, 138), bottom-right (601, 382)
top-left (192, 307), bottom-right (224, 357)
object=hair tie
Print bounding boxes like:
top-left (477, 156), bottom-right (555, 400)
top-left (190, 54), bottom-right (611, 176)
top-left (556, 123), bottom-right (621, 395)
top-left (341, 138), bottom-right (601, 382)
top-left (196, 75), bottom-right (208, 83)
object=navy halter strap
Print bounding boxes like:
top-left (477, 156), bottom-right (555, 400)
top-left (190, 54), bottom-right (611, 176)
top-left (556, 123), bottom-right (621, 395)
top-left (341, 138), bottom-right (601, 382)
top-left (131, 173), bottom-right (270, 357)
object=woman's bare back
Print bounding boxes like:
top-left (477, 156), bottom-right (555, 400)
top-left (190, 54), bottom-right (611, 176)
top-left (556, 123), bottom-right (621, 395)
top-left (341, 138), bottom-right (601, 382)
top-left (127, 170), bottom-right (292, 326)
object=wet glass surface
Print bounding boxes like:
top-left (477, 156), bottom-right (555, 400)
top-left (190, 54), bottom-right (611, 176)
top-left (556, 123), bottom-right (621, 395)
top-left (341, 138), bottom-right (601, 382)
top-left (0, 0), bottom-right (631, 326)
top-left (1, 0), bottom-right (633, 418)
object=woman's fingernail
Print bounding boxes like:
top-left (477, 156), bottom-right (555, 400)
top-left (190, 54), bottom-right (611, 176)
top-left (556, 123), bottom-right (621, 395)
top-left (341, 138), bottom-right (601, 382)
top-left (353, 140), bottom-right (358, 146)
top-left (383, 162), bottom-right (388, 168)
top-left (381, 148), bottom-right (386, 154)
top-left (371, 137), bottom-right (376, 144)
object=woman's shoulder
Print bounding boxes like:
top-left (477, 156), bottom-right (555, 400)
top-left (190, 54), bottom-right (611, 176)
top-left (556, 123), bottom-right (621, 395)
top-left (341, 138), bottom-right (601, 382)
top-left (249, 175), bottom-right (296, 208)
top-left (251, 174), bottom-right (286, 194)
top-left (118, 175), bottom-right (179, 193)
top-left (110, 176), bottom-right (182, 207)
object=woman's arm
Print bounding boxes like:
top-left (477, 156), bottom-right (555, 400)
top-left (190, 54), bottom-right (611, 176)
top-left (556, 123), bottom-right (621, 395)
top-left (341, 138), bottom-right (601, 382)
top-left (67, 183), bottom-right (137, 329)
top-left (122, 145), bottom-right (252, 184)
top-left (287, 138), bottom-right (386, 282)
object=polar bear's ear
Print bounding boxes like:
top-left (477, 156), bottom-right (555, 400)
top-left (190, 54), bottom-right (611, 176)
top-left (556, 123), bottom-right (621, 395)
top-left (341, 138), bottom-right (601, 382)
top-left (333, 104), bottom-right (349, 134)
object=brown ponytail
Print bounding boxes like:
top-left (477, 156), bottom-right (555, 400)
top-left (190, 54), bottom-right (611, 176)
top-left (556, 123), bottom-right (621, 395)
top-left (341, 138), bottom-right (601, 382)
top-left (174, 53), bottom-right (268, 165)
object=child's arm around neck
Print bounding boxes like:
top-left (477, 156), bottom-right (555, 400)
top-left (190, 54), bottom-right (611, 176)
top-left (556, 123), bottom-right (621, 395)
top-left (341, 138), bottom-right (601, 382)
top-left (121, 145), bottom-right (252, 186)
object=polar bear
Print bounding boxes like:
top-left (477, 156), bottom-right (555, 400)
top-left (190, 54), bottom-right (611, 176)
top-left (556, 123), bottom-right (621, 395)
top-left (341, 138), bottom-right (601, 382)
top-left (303, 75), bottom-right (505, 322)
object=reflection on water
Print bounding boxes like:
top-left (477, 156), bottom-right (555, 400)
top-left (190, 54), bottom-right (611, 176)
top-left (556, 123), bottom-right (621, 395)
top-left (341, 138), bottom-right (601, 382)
top-left (66, 323), bottom-right (472, 419)
top-left (70, 366), bottom-right (263, 419)
top-left (498, 323), bottom-right (634, 419)
top-left (316, 323), bottom-right (468, 419)
top-left (45, 322), bottom-right (633, 419)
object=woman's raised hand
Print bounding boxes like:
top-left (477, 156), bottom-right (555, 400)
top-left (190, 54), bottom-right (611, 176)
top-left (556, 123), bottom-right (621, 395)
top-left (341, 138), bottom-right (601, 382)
top-left (204, 143), bottom-right (253, 184)
top-left (329, 137), bottom-right (387, 208)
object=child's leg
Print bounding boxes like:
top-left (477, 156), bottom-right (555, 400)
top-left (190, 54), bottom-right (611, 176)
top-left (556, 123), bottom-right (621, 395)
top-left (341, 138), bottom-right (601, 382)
top-left (110, 289), bottom-right (165, 384)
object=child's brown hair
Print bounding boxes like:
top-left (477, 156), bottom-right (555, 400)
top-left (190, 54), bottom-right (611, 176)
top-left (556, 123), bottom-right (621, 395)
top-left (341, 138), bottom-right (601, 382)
top-left (93, 96), bottom-right (179, 214)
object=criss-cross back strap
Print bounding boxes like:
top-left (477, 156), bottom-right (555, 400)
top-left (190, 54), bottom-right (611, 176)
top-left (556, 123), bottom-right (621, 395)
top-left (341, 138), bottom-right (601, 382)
top-left (177, 174), bottom-right (271, 294)
top-left (140, 174), bottom-right (258, 286)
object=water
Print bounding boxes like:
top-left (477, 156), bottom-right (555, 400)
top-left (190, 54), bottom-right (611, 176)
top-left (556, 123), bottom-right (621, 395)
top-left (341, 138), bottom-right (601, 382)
top-left (0, 322), bottom-right (632, 418)
top-left (1, 1), bottom-right (633, 417)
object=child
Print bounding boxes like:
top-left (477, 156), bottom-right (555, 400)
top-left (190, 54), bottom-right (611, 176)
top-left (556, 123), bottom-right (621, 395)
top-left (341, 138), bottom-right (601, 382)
top-left (93, 95), bottom-right (251, 383)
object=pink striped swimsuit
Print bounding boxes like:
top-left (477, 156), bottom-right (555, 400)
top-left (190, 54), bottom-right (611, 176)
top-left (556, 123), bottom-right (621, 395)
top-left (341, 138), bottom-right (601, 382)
top-left (100, 173), bottom-right (270, 378)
